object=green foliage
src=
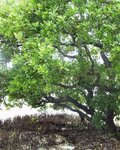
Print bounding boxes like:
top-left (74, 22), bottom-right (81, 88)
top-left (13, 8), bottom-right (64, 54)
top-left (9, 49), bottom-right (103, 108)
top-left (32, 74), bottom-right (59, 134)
top-left (0, 0), bottom-right (120, 130)
top-left (92, 111), bottom-right (106, 130)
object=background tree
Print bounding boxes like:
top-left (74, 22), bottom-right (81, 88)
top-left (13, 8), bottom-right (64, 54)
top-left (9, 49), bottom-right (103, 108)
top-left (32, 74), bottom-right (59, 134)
top-left (0, 0), bottom-right (120, 132)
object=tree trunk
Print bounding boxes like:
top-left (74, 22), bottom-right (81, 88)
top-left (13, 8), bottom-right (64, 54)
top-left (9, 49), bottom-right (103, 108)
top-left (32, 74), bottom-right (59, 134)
top-left (106, 110), bottom-right (117, 133)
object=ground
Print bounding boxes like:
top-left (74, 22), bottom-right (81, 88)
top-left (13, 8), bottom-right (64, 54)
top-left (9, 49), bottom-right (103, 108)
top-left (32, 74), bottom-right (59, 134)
top-left (0, 114), bottom-right (120, 150)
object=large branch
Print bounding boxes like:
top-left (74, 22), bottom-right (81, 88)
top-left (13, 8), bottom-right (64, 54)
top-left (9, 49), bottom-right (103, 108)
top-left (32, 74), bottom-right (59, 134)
top-left (54, 103), bottom-right (92, 121)
top-left (44, 95), bottom-right (93, 115)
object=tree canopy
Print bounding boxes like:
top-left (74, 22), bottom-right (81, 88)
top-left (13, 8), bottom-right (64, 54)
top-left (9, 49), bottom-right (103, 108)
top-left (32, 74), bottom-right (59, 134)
top-left (0, 0), bottom-right (120, 132)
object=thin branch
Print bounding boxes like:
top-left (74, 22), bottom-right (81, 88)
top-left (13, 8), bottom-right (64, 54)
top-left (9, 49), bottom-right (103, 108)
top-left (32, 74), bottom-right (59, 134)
top-left (58, 48), bottom-right (77, 58)
top-left (81, 41), bottom-right (111, 68)
top-left (100, 51), bottom-right (111, 68)
top-left (82, 41), bottom-right (103, 49)
top-left (60, 42), bottom-right (76, 47)
top-left (100, 85), bottom-right (120, 93)
top-left (93, 42), bottom-right (103, 49)
top-left (54, 46), bottom-right (77, 59)
top-left (55, 83), bottom-right (78, 89)
top-left (54, 83), bottom-right (87, 100)
top-left (84, 44), bottom-right (94, 69)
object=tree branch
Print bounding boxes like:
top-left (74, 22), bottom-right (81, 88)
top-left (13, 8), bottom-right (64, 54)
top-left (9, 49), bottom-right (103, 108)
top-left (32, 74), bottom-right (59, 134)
top-left (84, 44), bottom-right (94, 69)
top-left (81, 41), bottom-right (111, 68)
top-left (100, 85), bottom-right (120, 93)
top-left (54, 83), bottom-right (78, 89)
top-left (54, 83), bottom-right (87, 100)
top-left (100, 51), bottom-right (111, 68)
top-left (54, 46), bottom-right (77, 59)
top-left (81, 41), bottom-right (103, 49)
top-left (60, 42), bottom-right (76, 47)
top-left (44, 95), bottom-right (93, 115)
top-left (54, 103), bottom-right (92, 121)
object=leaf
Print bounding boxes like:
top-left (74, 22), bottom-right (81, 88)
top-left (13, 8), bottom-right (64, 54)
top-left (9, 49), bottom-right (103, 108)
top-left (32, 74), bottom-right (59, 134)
top-left (14, 31), bottom-right (23, 41)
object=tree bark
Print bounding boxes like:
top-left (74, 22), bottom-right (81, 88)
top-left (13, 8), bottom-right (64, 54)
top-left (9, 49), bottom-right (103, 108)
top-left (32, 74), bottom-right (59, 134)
top-left (106, 110), bottom-right (117, 133)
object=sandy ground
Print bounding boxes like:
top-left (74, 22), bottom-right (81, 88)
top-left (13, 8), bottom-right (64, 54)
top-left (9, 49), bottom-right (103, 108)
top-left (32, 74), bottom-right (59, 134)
top-left (0, 104), bottom-right (78, 121)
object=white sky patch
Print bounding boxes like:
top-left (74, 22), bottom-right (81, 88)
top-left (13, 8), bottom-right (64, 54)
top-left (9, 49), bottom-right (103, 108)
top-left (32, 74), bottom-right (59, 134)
top-left (88, 45), bottom-right (103, 64)
top-left (60, 34), bottom-right (73, 44)
top-left (7, 62), bottom-right (13, 68)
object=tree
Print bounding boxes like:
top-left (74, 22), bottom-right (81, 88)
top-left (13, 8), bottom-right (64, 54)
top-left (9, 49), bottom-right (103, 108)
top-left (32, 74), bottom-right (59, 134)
top-left (0, 0), bottom-right (120, 132)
